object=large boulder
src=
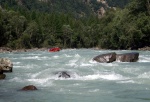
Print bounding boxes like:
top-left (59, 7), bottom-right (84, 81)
top-left (93, 52), bottom-right (116, 63)
top-left (55, 71), bottom-right (71, 78)
top-left (0, 58), bottom-right (13, 72)
top-left (116, 52), bottom-right (139, 62)
top-left (21, 85), bottom-right (38, 91)
top-left (0, 58), bottom-right (13, 79)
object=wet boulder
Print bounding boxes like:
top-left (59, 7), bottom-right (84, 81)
top-left (93, 52), bottom-right (116, 63)
top-left (55, 71), bottom-right (71, 78)
top-left (0, 58), bottom-right (13, 72)
top-left (116, 52), bottom-right (139, 62)
top-left (21, 85), bottom-right (38, 91)
top-left (0, 58), bottom-right (13, 79)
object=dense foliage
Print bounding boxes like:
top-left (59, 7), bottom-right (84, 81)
top-left (0, 0), bottom-right (149, 49)
top-left (107, 0), bottom-right (131, 8)
top-left (100, 0), bottom-right (150, 49)
top-left (0, 0), bottom-right (93, 17)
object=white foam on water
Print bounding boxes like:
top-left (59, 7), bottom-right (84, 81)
top-left (53, 55), bottom-right (59, 58)
top-left (30, 72), bottom-right (42, 78)
top-left (75, 54), bottom-right (81, 58)
top-left (80, 63), bottom-right (94, 67)
top-left (22, 64), bottom-right (39, 69)
top-left (66, 63), bottom-right (77, 67)
top-left (44, 63), bottom-right (50, 66)
top-left (10, 73), bottom-right (54, 86)
top-left (13, 62), bottom-right (21, 65)
top-left (9, 77), bottom-right (24, 83)
top-left (14, 65), bottom-right (22, 68)
top-left (1, 49), bottom-right (149, 102)
top-left (66, 59), bottom-right (78, 67)
top-left (69, 59), bottom-right (78, 63)
top-left (89, 59), bottom-right (98, 64)
top-left (21, 56), bottom-right (40, 60)
top-left (98, 63), bottom-right (119, 67)
top-left (73, 83), bottom-right (81, 86)
top-left (139, 54), bottom-right (150, 61)
top-left (35, 70), bottom-right (129, 81)
top-left (83, 74), bottom-right (101, 80)
top-left (29, 68), bottom-right (53, 79)
top-left (138, 72), bottom-right (150, 78)
top-left (38, 56), bottom-right (50, 60)
top-left (121, 66), bottom-right (140, 73)
top-left (20, 56), bottom-right (50, 60)
top-left (99, 74), bottom-right (127, 80)
top-left (27, 78), bottom-right (53, 86)
top-left (61, 49), bottom-right (76, 52)
top-left (61, 72), bottom-right (128, 81)
top-left (64, 54), bottom-right (72, 57)
top-left (88, 89), bottom-right (100, 93)
top-left (117, 80), bottom-right (135, 84)
top-left (139, 56), bottom-right (150, 62)
top-left (81, 73), bottom-right (128, 81)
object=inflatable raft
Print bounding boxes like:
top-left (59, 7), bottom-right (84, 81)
top-left (49, 47), bottom-right (60, 52)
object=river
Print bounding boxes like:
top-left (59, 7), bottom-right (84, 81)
top-left (0, 49), bottom-right (150, 102)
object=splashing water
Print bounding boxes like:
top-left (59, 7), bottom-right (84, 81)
top-left (0, 49), bottom-right (150, 102)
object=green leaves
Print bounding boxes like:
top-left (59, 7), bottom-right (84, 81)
top-left (0, 0), bottom-right (149, 50)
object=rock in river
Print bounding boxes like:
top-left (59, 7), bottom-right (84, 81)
top-left (0, 58), bottom-right (13, 79)
top-left (55, 71), bottom-right (71, 78)
top-left (93, 52), bottom-right (116, 63)
top-left (116, 52), bottom-right (139, 62)
top-left (0, 58), bottom-right (13, 72)
top-left (21, 85), bottom-right (38, 91)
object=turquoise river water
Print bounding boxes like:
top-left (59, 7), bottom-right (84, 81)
top-left (0, 49), bottom-right (150, 102)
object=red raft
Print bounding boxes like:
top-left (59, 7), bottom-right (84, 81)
top-left (49, 47), bottom-right (60, 52)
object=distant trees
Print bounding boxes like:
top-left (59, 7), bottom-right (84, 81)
top-left (93, 0), bottom-right (150, 50)
top-left (0, 10), bottom-right (27, 48)
top-left (62, 25), bottom-right (73, 48)
top-left (0, 0), bottom-right (149, 49)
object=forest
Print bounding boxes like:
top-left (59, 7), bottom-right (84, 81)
top-left (0, 0), bottom-right (150, 50)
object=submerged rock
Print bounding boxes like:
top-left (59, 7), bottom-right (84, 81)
top-left (93, 52), bottom-right (116, 63)
top-left (21, 85), bottom-right (38, 91)
top-left (55, 71), bottom-right (71, 78)
top-left (0, 74), bottom-right (6, 79)
top-left (116, 52), bottom-right (139, 62)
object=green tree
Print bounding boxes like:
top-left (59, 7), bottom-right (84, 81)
top-left (62, 24), bottom-right (73, 48)
top-left (23, 21), bottom-right (42, 47)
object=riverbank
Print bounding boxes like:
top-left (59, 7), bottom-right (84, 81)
top-left (138, 46), bottom-right (150, 51)
top-left (0, 46), bottom-right (150, 53)
top-left (0, 47), bottom-right (47, 53)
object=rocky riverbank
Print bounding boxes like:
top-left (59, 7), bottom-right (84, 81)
top-left (0, 47), bottom-right (47, 53)
top-left (138, 46), bottom-right (150, 51)
top-left (0, 46), bottom-right (150, 53)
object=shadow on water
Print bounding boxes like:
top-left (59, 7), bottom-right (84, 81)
top-left (115, 89), bottom-right (150, 102)
top-left (137, 98), bottom-right (150, 101)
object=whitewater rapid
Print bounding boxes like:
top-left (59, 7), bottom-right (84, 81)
top-left (0, 49), bottom-right (150, 102)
